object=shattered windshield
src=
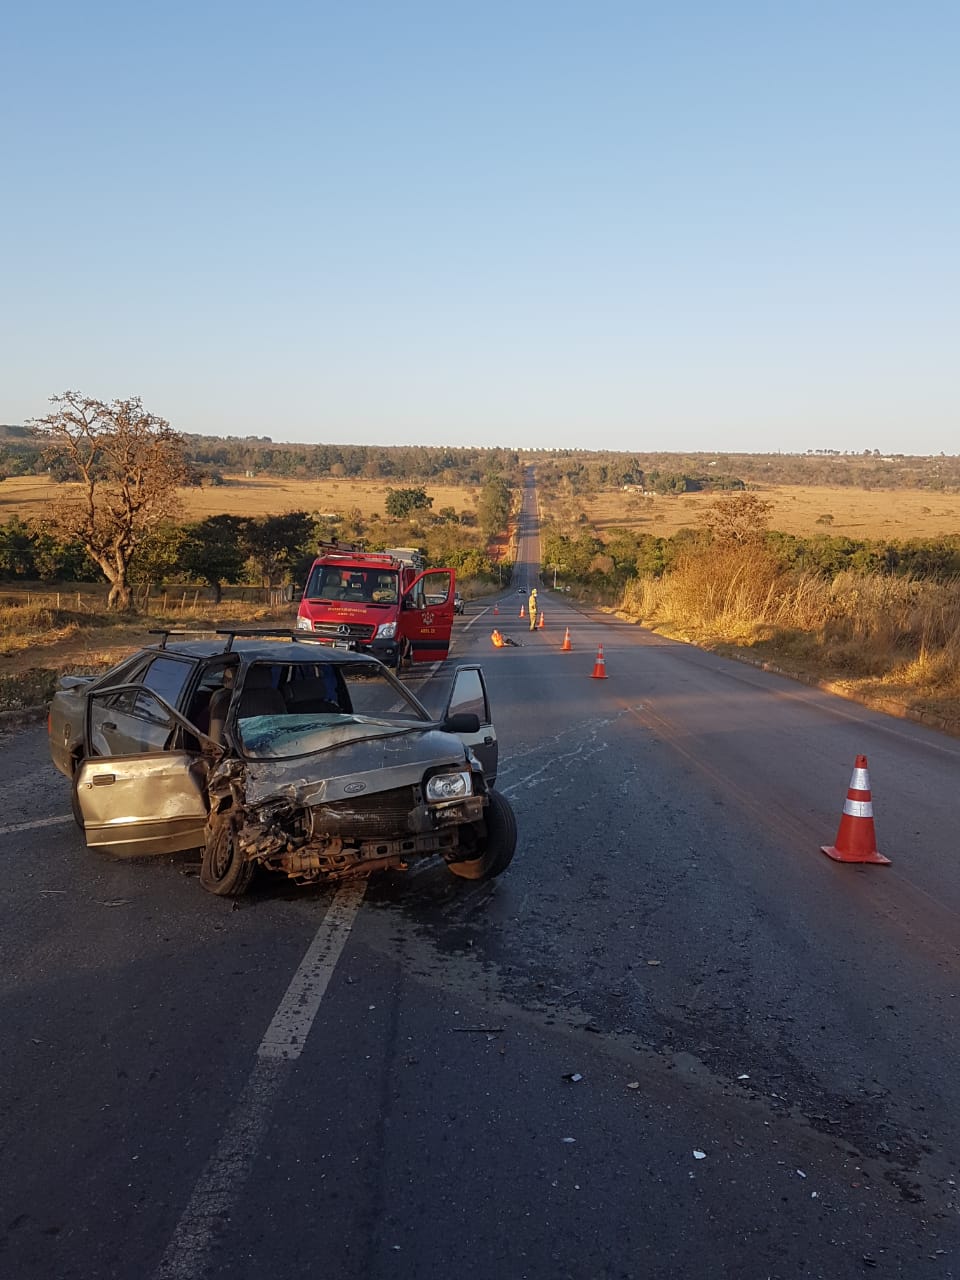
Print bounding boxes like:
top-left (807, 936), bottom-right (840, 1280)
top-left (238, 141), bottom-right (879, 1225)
top-left (235, 659), bottom-right (430, 759)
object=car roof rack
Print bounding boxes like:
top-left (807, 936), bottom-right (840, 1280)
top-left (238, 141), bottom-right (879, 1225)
top-left (148, 628), bottom-right (217, 650)
top-left (215, 627), bottom-right (311, 653)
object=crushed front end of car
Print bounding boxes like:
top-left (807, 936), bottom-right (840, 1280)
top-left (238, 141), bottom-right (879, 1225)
top-left (205, 723), bottom-right (489, 886)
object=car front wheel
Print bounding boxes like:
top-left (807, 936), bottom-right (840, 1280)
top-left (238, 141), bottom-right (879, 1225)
top-left (447, 790), bottom-right (517, 881)
top-left (200, 818), bottom-right (254, 897)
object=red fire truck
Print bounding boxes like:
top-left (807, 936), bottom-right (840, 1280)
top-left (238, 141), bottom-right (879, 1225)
top-left (296, 543), bottom-right (456, 667)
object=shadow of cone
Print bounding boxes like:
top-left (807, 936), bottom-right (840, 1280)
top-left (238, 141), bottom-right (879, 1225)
top-left (591, 643), bottom-right (607, 679)
top-left (821, 754), bottom-right (890, 865)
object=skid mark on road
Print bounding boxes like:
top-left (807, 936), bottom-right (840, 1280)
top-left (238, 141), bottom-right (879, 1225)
top-left (153, 881), bottom-right (365, 1280)
top-left (498, 716), bottom-right (622, 797)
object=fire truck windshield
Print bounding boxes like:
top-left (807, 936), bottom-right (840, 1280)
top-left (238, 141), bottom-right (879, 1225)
top-left (305, 565), bottom-right (399, 604)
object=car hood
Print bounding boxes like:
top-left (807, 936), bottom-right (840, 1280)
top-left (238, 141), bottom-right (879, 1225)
top-left (237, 719), bottom-right (472, 807)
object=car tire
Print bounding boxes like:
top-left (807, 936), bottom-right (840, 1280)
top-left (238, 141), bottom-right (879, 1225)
top-left (447, 789), bottom-right (517, 881)
top-left (200, 818), bottom-right (254, 897)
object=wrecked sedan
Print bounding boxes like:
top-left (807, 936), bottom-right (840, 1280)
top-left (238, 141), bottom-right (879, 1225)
top-left (48, 631), bottom-right (516, 896)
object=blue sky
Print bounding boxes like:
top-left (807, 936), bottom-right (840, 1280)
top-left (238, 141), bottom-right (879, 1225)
top-left (3, 1), bottom-right (957, 454)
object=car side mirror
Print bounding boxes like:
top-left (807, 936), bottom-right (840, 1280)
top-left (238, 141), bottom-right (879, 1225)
top-left (442, 712), bottom-right (480, 734)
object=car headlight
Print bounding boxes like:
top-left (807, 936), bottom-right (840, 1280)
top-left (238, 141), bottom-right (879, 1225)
top-left (425, 770), bottom-right (472, 802)
top-left (376, 622), bottom-right (397, 639)
top-left (296, 616), bottom-right (313, 631)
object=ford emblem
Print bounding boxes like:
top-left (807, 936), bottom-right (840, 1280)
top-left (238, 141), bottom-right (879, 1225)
top-left (343, 782), bottom-right (366, 794)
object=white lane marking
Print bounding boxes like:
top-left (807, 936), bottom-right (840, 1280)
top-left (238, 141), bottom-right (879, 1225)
top-left (153, 881), bottom-right (365, 1280)
top-left (259, 881), bottom-right (366, 1060)
top-left (464, 607), bottom-right (490, 631)
top-left (0, 814), bottom-right (73, 835)
top-left (153, 1058), bottom-right (285, 1280)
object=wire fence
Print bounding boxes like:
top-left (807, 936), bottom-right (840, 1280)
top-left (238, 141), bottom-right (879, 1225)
top-left (0, 584), bottom-right (295, 612)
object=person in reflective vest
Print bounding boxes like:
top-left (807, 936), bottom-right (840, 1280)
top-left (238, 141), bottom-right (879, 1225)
top-left (528, 588), bottom-right (538, 631)
top-left (491, 628), bottom-right (521, 647)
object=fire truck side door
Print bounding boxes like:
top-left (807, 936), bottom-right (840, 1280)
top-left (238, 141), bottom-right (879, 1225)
top-left (398, 569), bottom-right (456, 663)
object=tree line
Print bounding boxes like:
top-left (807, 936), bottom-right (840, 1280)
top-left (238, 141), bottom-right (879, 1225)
top-left (6, 393), bottom-right (516, 608)
top-left (0, 421), bottom-right (521, 489)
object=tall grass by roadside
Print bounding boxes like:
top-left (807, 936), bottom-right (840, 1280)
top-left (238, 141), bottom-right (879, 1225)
top-left (620, 547), bottom-right (960, 719)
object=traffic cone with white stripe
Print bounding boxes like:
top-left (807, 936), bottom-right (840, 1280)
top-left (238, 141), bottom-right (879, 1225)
top-left (493, 603), bottom-right (499, 615)
top-left (519, 604), bottom-right (525, 618)
top-left (537, 610), bottom-right (545, 629)
top-left (821, 754), bottom-right (890, 865)
top-left (561, 627), bottom-right (572, 651)
top-left (591, 643), bottom-right (607, 679)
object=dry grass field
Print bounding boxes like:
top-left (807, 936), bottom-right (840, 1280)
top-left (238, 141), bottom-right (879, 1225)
top-left (0, 475), bottom-right (479, 523)
top-left (572, 485), bottom-right (960, 540)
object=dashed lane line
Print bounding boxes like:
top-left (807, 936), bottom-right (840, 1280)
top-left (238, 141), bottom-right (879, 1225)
top-left (153, 880), bottom-right (366, 1280)
top-left (0, 814), bottom-right (73, 836)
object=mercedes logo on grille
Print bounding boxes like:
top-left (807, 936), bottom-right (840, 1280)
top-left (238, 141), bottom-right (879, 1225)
top-left (337, 624), bottom-right (351, 636)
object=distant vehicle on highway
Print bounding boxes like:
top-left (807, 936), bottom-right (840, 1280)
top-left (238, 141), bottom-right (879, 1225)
top-left (518, 586), bottom-right (526, 594)
top-left (453, 591), bottom-right (464, 614)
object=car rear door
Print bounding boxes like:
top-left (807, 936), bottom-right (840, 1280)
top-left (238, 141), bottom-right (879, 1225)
top-left (75, 687), bottom-right (209, 858)
top-left (398, 569), bottom-right (456, 663)
top-left (442, 665), bottom-right (498, 784)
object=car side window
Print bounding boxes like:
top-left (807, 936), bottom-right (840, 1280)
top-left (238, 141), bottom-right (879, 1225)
top-left (141, 656), bottom-right (194, 709)
top-left (446, 668), bottom-right (489, 724)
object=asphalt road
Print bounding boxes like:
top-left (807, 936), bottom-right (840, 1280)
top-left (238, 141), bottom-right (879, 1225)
top-left (2, 478), bottom-right (959, 1279)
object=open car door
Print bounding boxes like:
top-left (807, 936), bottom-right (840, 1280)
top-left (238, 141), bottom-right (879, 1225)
top-left (398, 569), bottom-right (456, 664)
top-left (441, 665), bottom-right (498, 785)
top-left (74, 686), bottom-right (211, 858)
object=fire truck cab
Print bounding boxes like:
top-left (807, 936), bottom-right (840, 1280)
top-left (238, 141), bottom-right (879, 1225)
top-left (296, 543), bottom-right (456, 667)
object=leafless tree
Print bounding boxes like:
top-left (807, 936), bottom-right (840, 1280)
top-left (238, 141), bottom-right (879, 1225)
top-left (30, 391), bottom-right (187, 609)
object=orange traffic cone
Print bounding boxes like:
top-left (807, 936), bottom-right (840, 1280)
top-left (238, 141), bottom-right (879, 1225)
top-left (519, 604), bottom-right (525, 618)
top-left (561, 627), bottom-right (572, 651)
top-left (493, 603), bottom-right (499, 615)
top-left (821, 754), bottom-right (890, 865)
top-left (591, 643), bottom-right (607, 679)
top-left (537, 610), bottom-right (545, 629)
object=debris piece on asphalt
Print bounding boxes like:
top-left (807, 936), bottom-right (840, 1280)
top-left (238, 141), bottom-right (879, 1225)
top-left (563, 1072), bottom-right (584, 1083)
top-left (561, 1137), bottom-right (576, 1144)
top-left (99, 898), bottom-right (131, 907)
top-left (737, 1073), bottom-right (750, 1080)
top-left (796, 1169), bottom-right (807, 1178)
top-left (646, 959), bottom-right (661, 966)
top-left (693, 1150), bottom-right (707, 1160)
top-left (862, 1257), bottom-right (878, 1269)
top-left (626, 1081), bottom-right (641, 1090)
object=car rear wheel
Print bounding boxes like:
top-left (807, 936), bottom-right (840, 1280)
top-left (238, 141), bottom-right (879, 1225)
top-left (447, 790), bottom-right (517, 881)
top-left (200, 818), bottom-right (254, 897)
